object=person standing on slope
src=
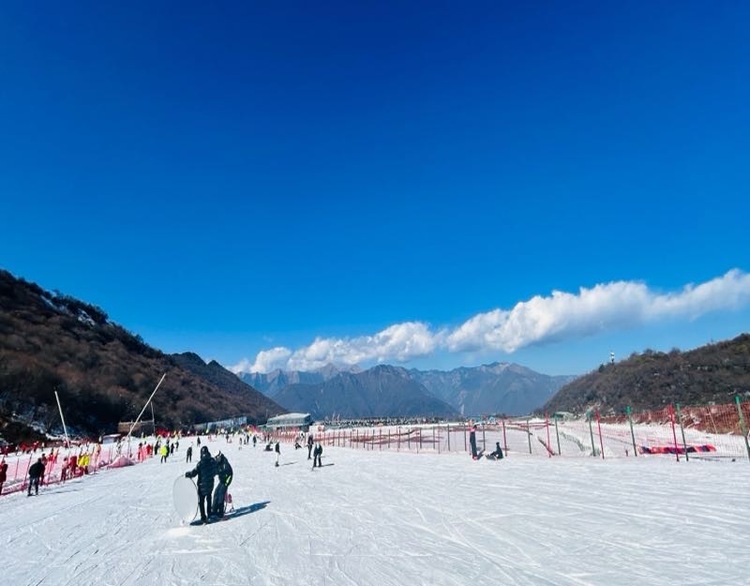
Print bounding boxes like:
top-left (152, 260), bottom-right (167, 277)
top-left (312, 442), bottom-right (323, 469)
top-left (469, 425), bottom-right (478, 459)
top-left (27, 457), bottom-right (45, 496)
top-left (212, 452), bottom-right (233, 519)
top-left (0, 458), bottom-right (7, 495)
top-left (307, 434), bottom-right (314, 460)
top-left (185, 446), bottom-right (217, 524)
top-left (274, 441), bottom-right (281, 467)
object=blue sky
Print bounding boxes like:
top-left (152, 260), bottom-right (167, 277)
top-left (2, 2), bottom-right (749, 376)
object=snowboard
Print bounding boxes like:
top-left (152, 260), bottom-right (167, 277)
top-left (173, 475), bottom-right (199, 523)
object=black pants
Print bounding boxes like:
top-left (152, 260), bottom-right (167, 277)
top-left (212, 482), bottom-right (229, 517)
top-left (198, 490), bottom-right (213, 521)
top-left (313, 454), bottom-right (322, 467)
top-left (28, 476), bottom-right (40, 495)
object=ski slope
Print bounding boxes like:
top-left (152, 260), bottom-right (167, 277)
top-left (2, 436), bottom-right (748, 585)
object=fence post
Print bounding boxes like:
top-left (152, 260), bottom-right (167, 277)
top-left (545, 412), bottom-right (552, 457)
top-left (626, 406), bottom-right (638, 457)
top-left (526, 418), bottom-right (532, 455)
top-left (676, 403), bottom-right (689, 462)
top-left (447, 424), bottom-right (450, 452)
top-left (596, 410), bottom-right (605, 459)
top-left (502, 419), bottom-right (507, 455)
top-left (554, 413), bottom-right (561, 456)
top-left (735, 395), bottom-right (750, 463)
top-left (668, 404), bottom-right (680, 462)
top-left (588, 412), bottom-right (596, 457)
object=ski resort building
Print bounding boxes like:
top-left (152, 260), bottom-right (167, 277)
top-left (264, 413), bottom-right (313, 432)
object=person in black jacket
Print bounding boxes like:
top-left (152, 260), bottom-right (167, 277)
top-left (28, 457), bottom-right (45, 496)
top-left (185, 446), bottom-right (217, 523)
top-left (469, 425), bottom-right (478, 459)
top-left (487, 442), bottom-right (504, 460)
top-left (312, 442), bottom-right (323, 468)
top-left (212, 452), bottom-right (233, 518)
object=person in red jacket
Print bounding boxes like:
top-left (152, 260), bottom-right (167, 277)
top-left (0, 459), bottom-right (8, 494)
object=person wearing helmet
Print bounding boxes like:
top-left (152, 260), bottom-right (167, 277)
top-left (212, 452), bottom-right (233, 518)
top-left (185, 445), bottom-right (217, 523)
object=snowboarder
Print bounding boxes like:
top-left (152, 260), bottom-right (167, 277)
top-left (186, 445), bottom-right (193, 463)
top-left (185, 446), bottom-right (217, 524)
top-left (469, 425), bottom-right (478, 459)
top-left (274, 441), bottom-right (281, 467)
top-left (212, 452), bottom-right (233, 518)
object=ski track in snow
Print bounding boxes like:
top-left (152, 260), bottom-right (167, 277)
top-left (2, 439), bottom-right (749, 586)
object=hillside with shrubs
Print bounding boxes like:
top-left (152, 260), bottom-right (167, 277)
top-left (0, 269), bottom-right (283, 445)
top-left (542, 333), bottom-right (750, 416)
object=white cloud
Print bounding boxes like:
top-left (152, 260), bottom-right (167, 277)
top-left (234, 270), bottom-right (750, 373)
top-left (231, 346), bottom-right (292, 374)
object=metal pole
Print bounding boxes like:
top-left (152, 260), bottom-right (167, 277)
top-left (668, 405), bottom-right (680, 462)
top-left (554, 414), bottom-right (561, 456)
top-left (527, 418), bottom-right (532, 455)
top-left (126, 373), bottom-right (167, 447)
top-left (676, 403), bottom-right (689, 462)
top-left (626, 406), bottom-right (637, 457)
top-left (735, 395), bottom-right (750, 463)
top-left (54, 390), bottom-right (70, 447)
top-left (588, 413), bottom-right (596, 457)
top-left (545, 412), bottom-right (552, 457)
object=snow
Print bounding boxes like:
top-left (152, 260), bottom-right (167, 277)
top-left (2, 432), bottom-right (749, 586)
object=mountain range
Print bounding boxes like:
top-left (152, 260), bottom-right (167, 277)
top-left (3, 267), bottom-right (748, 446)
top-left (239, 362), bottom-right (576, 419)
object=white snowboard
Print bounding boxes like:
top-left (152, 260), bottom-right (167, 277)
top-left (173, 476), bottom-right (199, 523)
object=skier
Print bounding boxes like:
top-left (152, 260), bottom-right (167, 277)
top-left (185, 446), bottom-right (217, 524)
top-left (312, 442), bottom-right (323, 468)
top-left (274, 441), bottom-right (281, 467)
top-left (186, 445), bottom-right (193, 463)
top-left (212, 452), bottom-right (233, 519)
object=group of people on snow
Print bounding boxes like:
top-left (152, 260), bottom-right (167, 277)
top-left (185, 446), bottom-right (234, 524)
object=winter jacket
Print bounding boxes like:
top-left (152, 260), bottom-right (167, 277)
top-left (216, 454), bottom-right (233, 487)
top-left (29, 460), bottom-right (45, 479)
top-left (186, 452), bottom-right (217, 496)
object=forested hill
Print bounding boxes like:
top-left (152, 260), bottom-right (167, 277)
top-left (541, 334), bottom-right (750, 416)
top-left (0, 269), bottom-right (284, 444)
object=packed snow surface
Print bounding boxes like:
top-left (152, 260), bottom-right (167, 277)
top-left (2, 436), bottom-right (748, 586)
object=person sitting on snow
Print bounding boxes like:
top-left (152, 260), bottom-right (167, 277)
top-left (487, 442), bottom-right (504, 460)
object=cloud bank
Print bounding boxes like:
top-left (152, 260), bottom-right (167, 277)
top-left (232, 270), bottom-right (750, 373)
